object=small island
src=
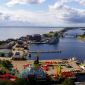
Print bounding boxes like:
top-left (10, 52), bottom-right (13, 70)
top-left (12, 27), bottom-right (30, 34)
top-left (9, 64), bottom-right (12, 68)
top-left (77, 32), bottom-right (85, 41)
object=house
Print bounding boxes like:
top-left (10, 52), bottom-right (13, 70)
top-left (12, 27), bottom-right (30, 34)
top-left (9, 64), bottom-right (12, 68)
top-left (12, 41), bottom-right (29, 59)
top-left (33, 34), bottom-right (41, 42)
top-left (0, 49), bottom-right (12, 57)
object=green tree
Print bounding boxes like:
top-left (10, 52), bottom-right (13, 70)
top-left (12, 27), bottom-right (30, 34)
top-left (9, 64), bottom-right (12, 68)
top-left (54, 32), bottom-right (59, 37)
top-left (43, 34), bottom-right (49, 37)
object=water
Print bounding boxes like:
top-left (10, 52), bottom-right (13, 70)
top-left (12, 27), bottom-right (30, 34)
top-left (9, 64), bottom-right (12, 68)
top-left (0, 27), bottom-right (62, 40)
top-left (29, 29), bottom-right (85, 62)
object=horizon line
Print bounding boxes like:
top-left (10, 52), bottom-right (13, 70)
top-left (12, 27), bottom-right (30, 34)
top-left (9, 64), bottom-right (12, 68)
top-left (0, 26), bottom-right (85, 28)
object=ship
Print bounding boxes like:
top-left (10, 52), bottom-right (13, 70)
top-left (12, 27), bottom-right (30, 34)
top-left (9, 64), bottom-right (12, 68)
top-left (48, 37), bottom-right (59, 44)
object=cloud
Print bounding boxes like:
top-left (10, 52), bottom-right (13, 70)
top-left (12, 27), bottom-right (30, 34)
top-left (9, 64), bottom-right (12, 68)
top-left (49, 0), bottom-right (85, 24)
top-left (0, 4), bottom-right (85, 26)
top-left (0, 12), bottom-right (9, 21)
top-left (0, 7), bottom-right (61, 26)
top-left (78, 0), bottom-right (85, 6)
top-left (0, 0), bottom-right (85, 26)
top-left (6, 0), bottom-right (46, 6)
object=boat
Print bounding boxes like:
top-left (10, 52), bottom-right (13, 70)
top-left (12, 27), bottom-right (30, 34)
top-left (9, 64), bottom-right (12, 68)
top-left (48, 37), bottom-right (59, 44)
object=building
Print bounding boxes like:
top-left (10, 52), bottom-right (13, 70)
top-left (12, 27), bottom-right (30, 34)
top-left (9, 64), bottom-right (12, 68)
top-left (12, 41), bottom-right (29, 59)
top-left (33, 34), bottom-right (41, 42)
top-left (0, 49), bottom-right (12, 57)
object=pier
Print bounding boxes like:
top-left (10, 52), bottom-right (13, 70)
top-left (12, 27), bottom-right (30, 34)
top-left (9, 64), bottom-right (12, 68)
top-left (30, 42), bottom-right (47, 44)
top-left (29, 50), bottom-right (62, 53)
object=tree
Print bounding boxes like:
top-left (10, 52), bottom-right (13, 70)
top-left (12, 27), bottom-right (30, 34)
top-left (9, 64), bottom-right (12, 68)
top-left (43, 34), bottom-right (49, 37)
top-left (62, 78), bottom-right (75, 85)
top-left (54, 32), bottom-right (59, 38)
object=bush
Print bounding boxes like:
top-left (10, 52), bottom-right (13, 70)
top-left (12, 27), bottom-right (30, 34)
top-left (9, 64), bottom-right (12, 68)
top-left (12, 57), bottom-right (27, 61)
top-left (0, 60), bottom-right (13, 70)
top-left (0, 80), bottom-right (13, 85)
top-left (0, 79), bottom-right (29, 85)
top-left (15, 78), bottom-right (29, 85)
top-left (61, 78), bottom-right (75, 85)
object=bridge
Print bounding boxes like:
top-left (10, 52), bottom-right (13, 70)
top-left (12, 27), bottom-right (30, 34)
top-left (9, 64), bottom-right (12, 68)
top-left (63, 33), bottom-right (78, 38)
top-left (59, 27), bottom-right (81, 38)
top-left (29, 50), bottom-right (62, 53)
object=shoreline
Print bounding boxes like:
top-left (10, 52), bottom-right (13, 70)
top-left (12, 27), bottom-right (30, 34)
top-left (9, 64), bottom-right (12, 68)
top-left (77, 36), bottom-right (85, 42)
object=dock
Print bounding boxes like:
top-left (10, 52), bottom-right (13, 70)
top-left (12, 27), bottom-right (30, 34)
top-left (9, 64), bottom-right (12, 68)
top-left (30, 42), bottom-right (47, 44)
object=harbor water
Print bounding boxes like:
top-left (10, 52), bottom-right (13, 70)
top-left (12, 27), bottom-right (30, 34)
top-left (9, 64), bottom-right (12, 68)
top-left (29, 29), bottom-right (85, 62)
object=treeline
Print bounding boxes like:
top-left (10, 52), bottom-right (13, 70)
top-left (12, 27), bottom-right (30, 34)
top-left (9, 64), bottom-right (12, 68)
top-left (43, 31), bottom-right (59, 38)
top-left (0, 41), bottom-right (7, 45)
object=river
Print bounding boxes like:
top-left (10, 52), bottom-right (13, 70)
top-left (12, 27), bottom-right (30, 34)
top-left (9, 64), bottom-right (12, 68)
top-left (29, 29), bottom-right (85, 62)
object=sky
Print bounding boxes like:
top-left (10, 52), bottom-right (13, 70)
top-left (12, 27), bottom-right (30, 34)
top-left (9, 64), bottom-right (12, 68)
top-left (0, 0), bottom-right (85, 26)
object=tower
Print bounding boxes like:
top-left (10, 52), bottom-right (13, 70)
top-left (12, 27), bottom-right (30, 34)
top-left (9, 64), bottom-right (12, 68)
top-left (34, 52), bottom-right (40, 69)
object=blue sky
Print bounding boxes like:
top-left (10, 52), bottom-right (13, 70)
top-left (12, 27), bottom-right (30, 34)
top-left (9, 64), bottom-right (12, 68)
top-left (0, 0), bottom-right (57, 12)
top-left (0, 0), bottom-right (85, 26)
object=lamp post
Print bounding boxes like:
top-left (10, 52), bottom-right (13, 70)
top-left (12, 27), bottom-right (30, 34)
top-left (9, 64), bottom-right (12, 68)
top-left (34, 52), bottom-right (40, 64)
